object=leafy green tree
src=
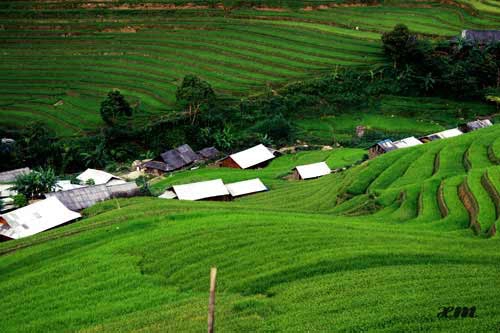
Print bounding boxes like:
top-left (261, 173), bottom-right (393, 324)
top-left (13, 194), bottom-right (28, 208)
top-left (382, 24), bottom-right (417, 68)
top-left (12, 168), bottom-right (57, 199)
top-left (100, 90), bottom-right (132, 126)
top-left (17, 122), bottom-right (59, 168)
top-left (135, 176), bottom-right (151, 196)
top-left (176, 75), bottom-right (216, 124)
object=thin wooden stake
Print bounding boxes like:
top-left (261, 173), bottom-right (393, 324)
top-left (208, 267), bottom-right (217, 333)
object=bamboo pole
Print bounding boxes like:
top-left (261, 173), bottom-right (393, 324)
top-left (208, 267), bottom-right (217, 333)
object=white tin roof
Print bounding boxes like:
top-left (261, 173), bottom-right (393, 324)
top-left (77, 169), bottom-right (124, 186)
top-left (54, 180), bottom-right (87, 192)
top-left (0, 197), bottom-right (81, 239)
top-left (431, 128), bottom-right (463, 140)
top-left (229, 144), bottom-right (275, 169)
top-left (295, 162), bottom-right (331, 180)
top-left (225, 178), bottom-right (268, 197)
top-left (158, 190), bottom-right (177, 199)
top-left (393, 137), bottom-right (423, 149)
top-left (173, 179), bottom-right (229, 201)
top-left (0, 184), bottom-right (16, 198)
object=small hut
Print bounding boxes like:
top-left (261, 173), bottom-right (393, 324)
top-left (419, 128), bottom-right (463, 143)
top-left (77, 169), bottom-right (125, 186)
top-left (293, 162), bottom-right (331, 180)
top-left (219, 144), bottom-right (276, 169)
top-left (159, 179), bottom-right (230, 201)
top-left (368, 139), bottom-right (396, 159)
top-left (142, 144), bottom-right (200, 175)
top-left (0, 197), bottom-right (81, 241)
top-left (225, 178), bottom-right (268, 197)
top-left (392, 136), bottom-right (423, 149)
top-left (460, 119), bottom-right (493, 133)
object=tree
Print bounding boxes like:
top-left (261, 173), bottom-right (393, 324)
top-left (176, 75), bottom-right (216, 124)
top-left (16, 122), bottom-right (59, 169)
top-left (12, 168), bottom-right (57, 200)
top-left (100, 90), bottom-right (132, 126)
top-left (382, 24), bottom-right (417, 68)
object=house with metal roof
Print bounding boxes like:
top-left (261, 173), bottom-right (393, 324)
top-left (0, 167), bottom-right (30, 183)
top-left (197, 147), bottom-right (220, 160)
top-left (45, 182), bottom-right (139, 211)
top-left (420, 128), bottom-right (463, 143)
top-left (54, 180), bottom-right (87, 192)
top-left (293, 162), bottom-right (331, 180)
top-left (0, 197), bottom-right (81, 241)
top-left (368, 139), bottom-right (397, 159)
top-left (159, 179), bottom-right (230, 201)
top-left (460, 30), bottom-right (500, 44)
top-left (460, 119), bottom-right (493, 133)
top-left (225, 178), bottom-right (268, 197)
top-left (77, 169), bottom-right (125, 186)
top-left (392, 136), bottom-right (423, 149)
top-left (219, 144), bottom-right (276, 169)
top-left (142, 144), bottom-right (201, 176)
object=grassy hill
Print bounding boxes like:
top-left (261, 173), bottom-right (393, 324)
top-left (1, 125), bottom-right (499, 332)
top-left (1, 0), bottom-right (500, 134)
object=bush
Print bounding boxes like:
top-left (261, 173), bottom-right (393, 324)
top-left (13, 194), bottom-right (28, 208)
top-left (12, 168), bottom-right (57, 199)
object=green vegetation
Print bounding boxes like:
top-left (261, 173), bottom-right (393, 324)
top-left (1, 1), bottom-right (500, 134)
top-left (1, 125), bottom-right (500, 332)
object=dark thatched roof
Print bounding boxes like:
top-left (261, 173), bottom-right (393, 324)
top-left (159, 144), bottom-right (200, 171)
top-left (197, 147), bottom-right (220, 160)
top-left (142, 160), bottom-right (171, 172)
top-left (0, 167), bottom-right (30, 183)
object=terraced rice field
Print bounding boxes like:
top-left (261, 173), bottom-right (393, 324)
top-left (1, 125), bottom-right (500, 332)
top-left (1, 1), bottom-right (500, 134)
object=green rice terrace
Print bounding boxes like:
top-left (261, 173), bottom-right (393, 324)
top-left (1, 125), bottom-right (500, 332)
top-left (1, 0), bottom-right (500, 135)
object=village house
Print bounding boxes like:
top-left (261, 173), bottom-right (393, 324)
top-left (392, 136), bottom-right (423, 149)
top-left (225, 178), bottom-right (268, 197)
top-left (0, 167), bottom-right (30, 183)
top-left (219, 144), bottom-right (277, 169)
top-left (419, 128), bottom-right (463, 143)
top-left (45, 182), bottom-right (139, 211)
top-left (0, 197), bottom-right (81, 241)
top-left (77, 169), bottom-right (126, 186)
top-left (368, 139), bottom-right (397, 159)
top-left (293, 162), bottom-right (331, 180)
top-left (142, 144), bottom-right (219, 176)
top-left (460, 119), bottom-right (493, 133)
top-left (459, 30), bottom-right (500, 44)
top-left (159, 179), bottom-right (231, 201)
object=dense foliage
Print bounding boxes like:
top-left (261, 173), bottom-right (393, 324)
top-left (12, 168), bottom-right (57, 199)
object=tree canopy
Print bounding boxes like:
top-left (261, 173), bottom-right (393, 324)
top-left (100, 90), bottom-right (132, 126)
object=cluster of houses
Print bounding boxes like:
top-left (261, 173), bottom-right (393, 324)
top-left (157, 144), bottom-right (334, 201)
top-left (1, 118), bottom-right (494, 241)
top-left (368, 119), bottom-right (493, 158)
top-left (0, 168), bottom-right (139, 242)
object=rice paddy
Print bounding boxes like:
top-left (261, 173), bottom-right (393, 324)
top-left (1, 1), bottom-right (500, 134)
top-left (1, 125), bottom-right (500, 332)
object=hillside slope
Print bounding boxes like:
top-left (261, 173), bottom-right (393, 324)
top-left (1, 1), bottom-right (500, 133)
top-left (1, 126), bottom-right (500, 332)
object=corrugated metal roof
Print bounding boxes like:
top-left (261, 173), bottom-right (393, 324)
top-left (0, 167), bottom-right (30, 183)
top-left (0, 197), bottom-right (81, 239)
top-left (393, 137), bottom-right (423, 149)
top-left (466, 119), bottom-right (493, 131)
top-left (376, 139), bottom-right (397, 152)
top-left (0, 184), bottom-right (16, 198)
top-left (107, 182), bottom-right (139, 197)
top-left (198, 147), bottom-right (220, 159)
top-left (46, 185), bottom-right (110, 211)
top-left (428, 128), bottom-right (463, 140)
top-left (54, 180), bottom-right (87, 192)
top-left (225, 178), bottom-right (268, 197)
top-left (77, 169), bottom-right (123, 186)
top-left (295, 162), bottom-right (331, 180)
top-left (229, 144), bottom-right (275, 169)
top-left (462, 30), bottom-right (500, 43)
top-left (172, 179), bottom-right (229, 201)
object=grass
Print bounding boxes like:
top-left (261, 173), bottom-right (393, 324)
top-left (1, 2), bottom-right (499, 134)
top-left (1, 125), bottom-right (500, 331)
